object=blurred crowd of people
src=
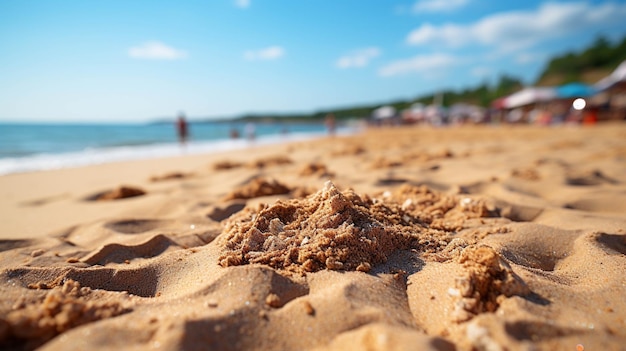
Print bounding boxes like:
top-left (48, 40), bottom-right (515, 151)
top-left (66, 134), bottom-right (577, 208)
top-left (371, 91), bottom-right (624, 128)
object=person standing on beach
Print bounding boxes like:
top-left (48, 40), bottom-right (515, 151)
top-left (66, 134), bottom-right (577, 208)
top-left (325, 113), bottom-right (336, 135)
top-left (176, 113), bottom-right (189, 145)
top-left (245, 122), bottom-right (256, 141)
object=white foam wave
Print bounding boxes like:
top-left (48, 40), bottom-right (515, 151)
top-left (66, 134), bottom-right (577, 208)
top-left (0, 130), bottom-right (337, 176)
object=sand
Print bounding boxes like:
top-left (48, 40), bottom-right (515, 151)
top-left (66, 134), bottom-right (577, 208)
top-left (1, 123), bottom-right (626, 350)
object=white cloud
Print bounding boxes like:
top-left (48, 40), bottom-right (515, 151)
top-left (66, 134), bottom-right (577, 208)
top-left (128, 41), bottom-right (188, 60)
top-left (515, 53), bottom-right (539, 65)
top-left (470, 66), bottom-right (490, 77)
top-left (244, 46), bottom-right (285, 61)
top-left (407, 23), bottom-right (467, 47)
top-left (235, 0), bottom-right (250, 9)
top-left (379, 53), bottom-right (456, 77)
top-left (336, 47), bottom-right (381, 69)
top-left (413, 0), bottom-right (470, 13)
top-left (407, 2), bottom-right (626, 51)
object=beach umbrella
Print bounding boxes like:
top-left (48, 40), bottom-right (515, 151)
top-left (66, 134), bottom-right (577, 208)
top-left (449, 103), bottom-right (482, 117)
top-left (504, 87), bottom-right (556, 109)
top-left (594, 60), bottom-right (626, 91)
top-left (491, 97), bottom-right (507, 109)
top-left (372, 105), bottom-right (396, 119)
top-left (556, 83), bottom-right (597, 98)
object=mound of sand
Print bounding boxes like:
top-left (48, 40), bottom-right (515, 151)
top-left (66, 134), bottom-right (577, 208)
top-left (1, 279), bottom-right (127, 350)
top-left (219, 181), bottom-right (497, 274)
top-left (298, 163), bottom-right (334, 177)
top-left (223, 178), bottom-right (292, 201)
top-left (92, 186), bottom-right (146, 201)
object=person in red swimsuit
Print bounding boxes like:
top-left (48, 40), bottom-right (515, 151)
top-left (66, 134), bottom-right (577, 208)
top-left (176, 113), bottom-right (189, 145)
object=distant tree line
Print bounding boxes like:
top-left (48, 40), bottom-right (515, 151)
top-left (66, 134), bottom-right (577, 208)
top-left (223, 74), bottom-right (525, 123)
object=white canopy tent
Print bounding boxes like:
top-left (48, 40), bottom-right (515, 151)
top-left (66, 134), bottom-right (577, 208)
top-left (594, 60), bottom-right (626, 91)
top-left (504, 87), bottom-right (557, 109)
top-left (372, 105), bottom-right (396, 119)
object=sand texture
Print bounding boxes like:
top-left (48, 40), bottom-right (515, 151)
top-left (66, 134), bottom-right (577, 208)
top-left (1, 124), bottom-right (626, 350)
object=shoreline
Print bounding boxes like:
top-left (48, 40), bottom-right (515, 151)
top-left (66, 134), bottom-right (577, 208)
top-left (0, 127), bottom-right (359, 176)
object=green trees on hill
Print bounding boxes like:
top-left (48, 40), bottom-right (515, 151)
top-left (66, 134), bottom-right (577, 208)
top-left (537, 36), bottom-right (626, 84)
top-left (229, 74), bottom-right (525, 122)
top-left (231, 74), bottom-right (521, 122)
top-left (412, 74), bottom-right (524, 108)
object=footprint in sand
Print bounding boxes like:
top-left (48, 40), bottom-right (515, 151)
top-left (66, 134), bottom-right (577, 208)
top-left (206, 202), bottom-right (247, 222)
top-left (81, 234), bottom-right (178, 266)
top-left (248, 155), bottom-right (292, 169)
top-left (223, 177), bottom-right (291, 201)
top-left (496, 201), bottom-right (544, 222)
top-left (11, 263), bottom-right (161, 297)
top-left (595, 233), bottom-right (626, 255)
top-left (503, 320), bottom-right (588, 342)
top-left (484, 223), bottom-right (577, 272)
top-left (564, 189), bottom-right (626, 213)
top-left (298, 162), bottom-right (335, 178)
top-left (566, 169), bottom-right (618, 186)
top-left (20, 193), bottom-right (70, 207)
top-left (84, 185), bottom-right (146, 201)
top-left (149, 172), bottom-right (193, 182)
top-left (104, 219), bottom-right (165, 234)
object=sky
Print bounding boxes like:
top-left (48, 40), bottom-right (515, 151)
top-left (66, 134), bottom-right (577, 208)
top-left (1, 0), bottom-right (626, 123)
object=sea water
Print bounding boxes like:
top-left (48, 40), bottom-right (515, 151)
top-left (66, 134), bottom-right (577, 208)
top-left (0, 121), bottom-right (349, 175)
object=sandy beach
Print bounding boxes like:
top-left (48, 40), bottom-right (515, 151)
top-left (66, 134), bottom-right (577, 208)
top-left (1, 123), bottom-right (625, 350)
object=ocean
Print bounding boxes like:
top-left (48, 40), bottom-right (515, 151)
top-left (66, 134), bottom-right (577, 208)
top-left (0, 121), bottom-right (346, 175)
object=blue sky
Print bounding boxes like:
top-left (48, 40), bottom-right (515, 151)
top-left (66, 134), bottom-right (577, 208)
top-left (1, 0), bottom-right (626, 123)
